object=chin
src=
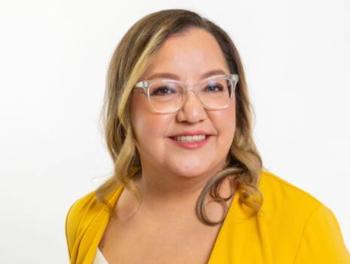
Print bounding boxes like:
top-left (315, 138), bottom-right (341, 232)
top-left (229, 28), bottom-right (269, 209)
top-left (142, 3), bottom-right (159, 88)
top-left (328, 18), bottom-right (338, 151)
top-left (170, 164), bottom-right (215, 180)
top-left (170, 156), bottom-right (224, 179)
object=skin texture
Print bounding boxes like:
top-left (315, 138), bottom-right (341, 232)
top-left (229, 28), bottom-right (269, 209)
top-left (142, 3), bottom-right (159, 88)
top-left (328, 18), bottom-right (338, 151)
top-left (130, 27), bottom-right (236, 212)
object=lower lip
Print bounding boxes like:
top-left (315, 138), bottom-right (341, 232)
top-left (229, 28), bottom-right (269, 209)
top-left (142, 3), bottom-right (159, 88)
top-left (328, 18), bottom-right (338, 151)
top-left (169, 136), bottom-right (210, 149)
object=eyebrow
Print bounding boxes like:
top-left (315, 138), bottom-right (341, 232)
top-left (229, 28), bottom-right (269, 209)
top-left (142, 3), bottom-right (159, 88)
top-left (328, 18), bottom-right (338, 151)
top-left (145, 69), bottom-right (229, 80)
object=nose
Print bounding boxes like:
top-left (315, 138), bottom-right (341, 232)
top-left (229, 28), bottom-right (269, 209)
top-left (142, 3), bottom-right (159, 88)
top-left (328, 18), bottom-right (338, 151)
top-left (176, 90), bottom-right (206, 123)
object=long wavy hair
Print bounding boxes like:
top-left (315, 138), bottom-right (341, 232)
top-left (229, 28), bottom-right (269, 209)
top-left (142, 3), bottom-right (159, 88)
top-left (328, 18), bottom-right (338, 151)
top-left (96, 9), bottom-right (264, 225)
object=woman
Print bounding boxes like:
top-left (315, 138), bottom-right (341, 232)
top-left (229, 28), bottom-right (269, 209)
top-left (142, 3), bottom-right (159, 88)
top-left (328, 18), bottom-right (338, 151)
top-left (65, 9), bottom-right (350, 264)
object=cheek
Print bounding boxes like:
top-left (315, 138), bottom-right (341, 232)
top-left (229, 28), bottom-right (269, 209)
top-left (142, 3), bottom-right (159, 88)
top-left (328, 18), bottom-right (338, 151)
top-left (130, 94), bottom-right (172, 142)
top-left (133, 116), bottom-right (170, 140)
top-left (212, 103), bottom-right (236, 138)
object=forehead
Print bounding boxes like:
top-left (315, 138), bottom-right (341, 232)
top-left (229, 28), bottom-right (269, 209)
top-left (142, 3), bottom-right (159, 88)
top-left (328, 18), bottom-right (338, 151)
top-left (142, 28), bottom-right (229, 81)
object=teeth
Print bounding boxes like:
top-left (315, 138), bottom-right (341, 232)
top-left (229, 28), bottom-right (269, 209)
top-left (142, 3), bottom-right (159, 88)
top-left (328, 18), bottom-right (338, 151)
top-left (175, 135), bottom-right (206, 142)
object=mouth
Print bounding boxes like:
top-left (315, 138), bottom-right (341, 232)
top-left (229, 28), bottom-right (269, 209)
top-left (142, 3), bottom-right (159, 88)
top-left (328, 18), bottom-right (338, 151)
top-left (168, 134), bottom-right (211, 149)
top-left (171, 134), bottom-right (208, 142)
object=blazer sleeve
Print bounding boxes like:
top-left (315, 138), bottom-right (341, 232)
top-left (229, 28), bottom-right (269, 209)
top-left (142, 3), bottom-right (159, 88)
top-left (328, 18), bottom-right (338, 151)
top-left (294, 204), bottom-right (350, 263)
top-left (65, 192), bottom-right (95, 260)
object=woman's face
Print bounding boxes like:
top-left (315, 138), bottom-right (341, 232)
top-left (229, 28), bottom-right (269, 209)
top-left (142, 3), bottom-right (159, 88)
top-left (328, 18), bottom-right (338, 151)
top-left (130, 27), bottom-right (236, 180)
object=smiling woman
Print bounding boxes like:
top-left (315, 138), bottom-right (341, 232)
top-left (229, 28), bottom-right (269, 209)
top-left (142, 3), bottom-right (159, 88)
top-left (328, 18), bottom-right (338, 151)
top-left (65, 9), bottom-right (350, 264)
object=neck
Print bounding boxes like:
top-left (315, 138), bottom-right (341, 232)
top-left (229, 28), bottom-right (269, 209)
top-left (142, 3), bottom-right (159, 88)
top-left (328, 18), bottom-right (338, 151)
top-left (135, 169), bottom-right (208, 209)
top-left (128, 164), bottom-right (234, 223)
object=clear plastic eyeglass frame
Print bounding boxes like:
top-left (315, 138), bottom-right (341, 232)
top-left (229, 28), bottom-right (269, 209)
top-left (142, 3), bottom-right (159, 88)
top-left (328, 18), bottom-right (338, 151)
top-left (134, 74), bottom-right (239, 114)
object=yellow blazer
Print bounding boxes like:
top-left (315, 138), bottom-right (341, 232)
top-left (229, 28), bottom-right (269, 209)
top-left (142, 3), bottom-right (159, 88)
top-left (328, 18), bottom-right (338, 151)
top-left (65, 171), bottom-right (350, 263)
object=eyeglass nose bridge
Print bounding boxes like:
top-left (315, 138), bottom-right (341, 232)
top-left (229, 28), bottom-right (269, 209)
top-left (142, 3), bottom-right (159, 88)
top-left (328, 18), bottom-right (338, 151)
top-left (177, 82), bottom-right (207, 110)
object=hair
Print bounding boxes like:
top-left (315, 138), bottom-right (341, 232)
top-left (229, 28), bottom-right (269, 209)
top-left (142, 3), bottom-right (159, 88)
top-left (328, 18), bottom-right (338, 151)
top-left (96, 8), bottom-right (264, 225)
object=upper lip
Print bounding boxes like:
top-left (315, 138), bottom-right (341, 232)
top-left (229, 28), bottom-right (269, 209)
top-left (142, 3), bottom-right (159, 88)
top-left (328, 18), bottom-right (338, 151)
top-left (169, 130), bottom-right (213, 137)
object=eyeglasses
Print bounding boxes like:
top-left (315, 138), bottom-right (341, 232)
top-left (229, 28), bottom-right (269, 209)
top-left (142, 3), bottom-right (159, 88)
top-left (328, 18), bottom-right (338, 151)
top-left (134, 74), bottom-right (239, 114)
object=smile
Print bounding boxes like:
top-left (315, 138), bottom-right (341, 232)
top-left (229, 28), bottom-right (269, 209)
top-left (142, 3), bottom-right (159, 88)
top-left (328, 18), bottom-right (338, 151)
top-left (169, 134), bottom-right (210, 149)
top-left (174, 134), bottom-right (206, 142)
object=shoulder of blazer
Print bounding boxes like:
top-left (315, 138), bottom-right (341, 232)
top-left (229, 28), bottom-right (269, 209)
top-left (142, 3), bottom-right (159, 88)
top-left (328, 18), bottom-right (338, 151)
top-left (65, 191), bottom-right (100, 258)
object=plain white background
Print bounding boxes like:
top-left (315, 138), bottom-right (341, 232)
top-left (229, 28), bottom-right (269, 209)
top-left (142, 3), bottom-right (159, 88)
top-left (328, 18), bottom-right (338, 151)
top-left (0, 0), bottom-right (349, 262)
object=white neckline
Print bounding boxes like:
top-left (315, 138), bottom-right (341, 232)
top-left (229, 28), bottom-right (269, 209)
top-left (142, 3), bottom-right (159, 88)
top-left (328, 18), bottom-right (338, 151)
top-left (94, 247), bottom-right (109, 264)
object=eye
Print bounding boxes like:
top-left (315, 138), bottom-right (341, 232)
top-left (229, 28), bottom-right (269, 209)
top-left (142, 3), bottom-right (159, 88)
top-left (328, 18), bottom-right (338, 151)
top-left (204, 82), bottom-right (225, 92)
top-left (150, 85), bottom-right (177, 96)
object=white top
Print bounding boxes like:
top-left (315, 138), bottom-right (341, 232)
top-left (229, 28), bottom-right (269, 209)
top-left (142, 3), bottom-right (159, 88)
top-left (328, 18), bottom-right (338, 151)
top-left (93, 248), bottom-right (109, 264)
